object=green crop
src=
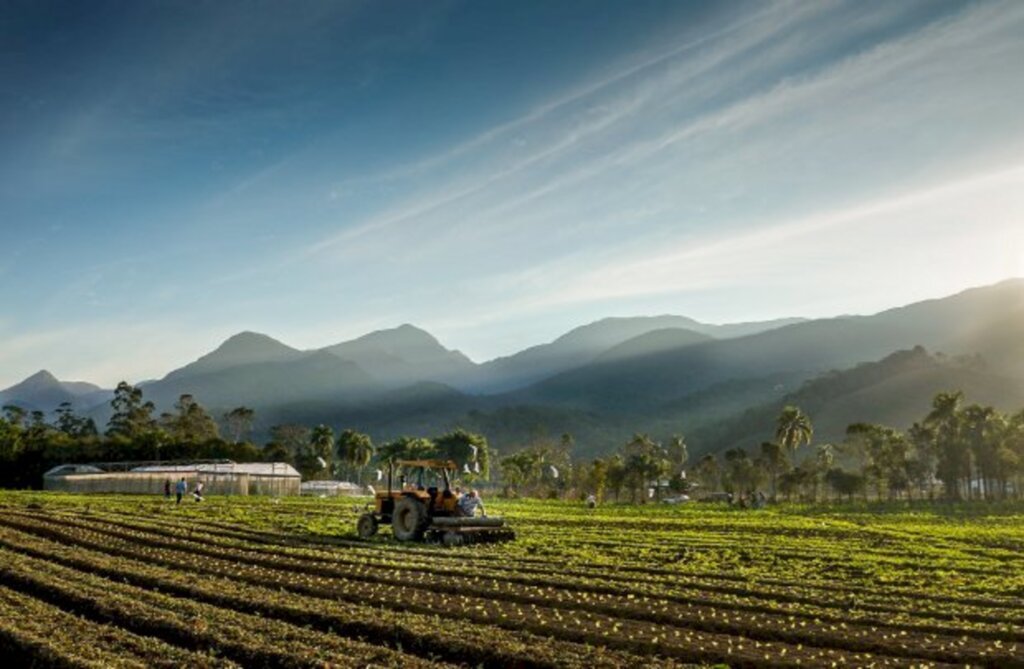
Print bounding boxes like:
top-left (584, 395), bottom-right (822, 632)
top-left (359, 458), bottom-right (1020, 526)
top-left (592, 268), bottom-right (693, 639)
top-left (0, 491), bottom-right (1021, 667)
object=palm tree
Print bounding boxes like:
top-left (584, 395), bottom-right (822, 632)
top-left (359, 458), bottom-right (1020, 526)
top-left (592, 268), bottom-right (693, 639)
top-left (667, 434), bottom-right (689, 477)
top-left (760, 441), bottom-right (786, 501)
top-left (775, 406), bottom-right (813, 458)
top-left (306, 424), bottom-right (335, 480)
top-left (336, 429), bottom-right (374, 483)
top-left (693, 454), bottom-right (720, 496)
top-left (961, 404), bottom-right (1003, 500)
top-left (814, 443), bottom-right (835, 502)
top-left (924, 391), bottom-right (965, 500)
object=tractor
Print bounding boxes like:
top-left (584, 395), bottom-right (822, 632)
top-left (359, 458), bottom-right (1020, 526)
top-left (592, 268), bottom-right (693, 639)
top-left (355, 459), bottom-right (514, 546)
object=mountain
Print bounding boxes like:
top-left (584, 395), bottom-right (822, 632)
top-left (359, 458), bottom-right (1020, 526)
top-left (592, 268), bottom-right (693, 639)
top-left (162, 331), bottom-right (305, 381)
top-left (517, 280), bottom-right (1024, 414)
top-left (0, 371), bottom-right (110, 413)
top-left (8, 280), bottom-right (1022, 458)
top-left (692, 346), bottom-right (1024, 456)
top-left (596, 328), bottom-right (714, 363)
top-left (475, 315), bottom-right (802, 392)
top-left (321, 324), bottom-right (478, 389)
top-left (139, 350), bottom-right (379, 413)
top-left (140, 317), bottom-right (800, 408)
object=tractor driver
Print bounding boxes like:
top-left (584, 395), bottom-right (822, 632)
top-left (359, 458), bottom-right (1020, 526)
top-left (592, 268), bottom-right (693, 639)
top-left (458, 489), bottom-right (486, 518)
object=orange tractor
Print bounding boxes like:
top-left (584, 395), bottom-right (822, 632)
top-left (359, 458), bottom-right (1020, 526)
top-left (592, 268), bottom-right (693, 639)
top-left (356, 459), bottom-right (514, 546)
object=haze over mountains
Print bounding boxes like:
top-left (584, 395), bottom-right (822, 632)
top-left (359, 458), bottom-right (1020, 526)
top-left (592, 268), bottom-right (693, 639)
top-left (4, 280), bottom-right (1023, 456)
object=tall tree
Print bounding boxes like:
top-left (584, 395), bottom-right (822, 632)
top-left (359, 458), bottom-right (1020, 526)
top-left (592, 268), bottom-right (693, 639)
top-left (775, 405), bottom-right (813, 457)
top-left (692, 454), bottom-right (721, 497)
top-left (2, 405), bottom-right (26, 429)
top-left (622, 434), bottom-right (669, 502)
top-left (667, 434), bottom-right (689, 479)
top-left (760, 441), bottom-right (786, 501)
top-left (814, 443), bottom-right (836, 502)
top-left (297, 424), bottom-right (335, 480)
top-left (55, 402), bottom-right (97, 438)
top-left (377, 437), bottom-right (435, 466)
top-left (586, 458), bottom-right (609, 501)
top-left (336, 429), bottom-right (374, 482)
top-left (223, 407), bottom-right (255, 444)
top-left (723, 448), bottom-right (764, 497)
top-left (924, 391), bottom-right (967, 500)
top-left (161, 394), bottom-right (220, 444)
top-left (605, 454), bottom-right (627, 502)
top-left (907, 422), bottom-right (939, 499)
top-left (106, 381), bottom-right (158, 440)
top-left (961, 404), bottom-right (1003, 500)
top-left (434, 429), bottom-right (490, 479)
top-left (266, 424), bottom-right (310, 468)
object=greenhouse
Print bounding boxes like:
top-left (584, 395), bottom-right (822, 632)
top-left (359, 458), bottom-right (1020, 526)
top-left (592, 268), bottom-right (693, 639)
top-left (43, 461), bottom-right (301, 496)
top-left (299, 480), bottom-right (367, 497)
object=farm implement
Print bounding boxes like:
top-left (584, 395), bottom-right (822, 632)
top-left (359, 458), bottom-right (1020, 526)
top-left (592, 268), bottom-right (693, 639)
top-left (356, 459), bottom-right (514, 546)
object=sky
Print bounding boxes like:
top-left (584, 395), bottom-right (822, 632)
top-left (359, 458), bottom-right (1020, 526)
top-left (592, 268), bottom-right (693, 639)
top-left (2, 0), bottom-right (1024, 388)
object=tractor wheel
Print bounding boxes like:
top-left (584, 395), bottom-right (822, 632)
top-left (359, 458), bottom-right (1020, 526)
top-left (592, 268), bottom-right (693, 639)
top-left (392, 497), bottom-right (430, 541)
top-left (356, 513), bottom-right (379, 539)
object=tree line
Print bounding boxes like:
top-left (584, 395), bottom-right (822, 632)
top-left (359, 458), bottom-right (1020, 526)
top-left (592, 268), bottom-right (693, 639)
top-left (497, 391), bottom-right (1024, 503)
top-left (666, 391), bottom-right (1022, 503)
top-left (2, 380), bottom-right (1021, 502)
top-left (0, 381), bottom-right (490, 489)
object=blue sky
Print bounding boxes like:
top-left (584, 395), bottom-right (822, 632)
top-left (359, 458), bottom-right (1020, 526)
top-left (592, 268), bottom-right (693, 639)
top-left (2, 0), bottom-right (1024, 387)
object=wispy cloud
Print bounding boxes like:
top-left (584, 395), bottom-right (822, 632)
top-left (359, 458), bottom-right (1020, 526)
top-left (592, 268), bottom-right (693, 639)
top-left (5, 0), bottom-right (1024, 381)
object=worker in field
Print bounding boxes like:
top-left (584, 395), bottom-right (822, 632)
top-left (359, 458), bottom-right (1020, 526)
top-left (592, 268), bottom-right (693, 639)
top-left (585, 493), bottom-right (597, 509)
top-left (163, 479), bottom-right (171, 499)
top-left (458, 489), bottom-right (486, 517)
top-left (175, 477), bottom-right (187, 505)
top-left (193, 480), bottom-right (205, 502)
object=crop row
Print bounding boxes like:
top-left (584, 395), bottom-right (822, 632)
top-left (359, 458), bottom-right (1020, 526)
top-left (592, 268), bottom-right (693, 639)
top-left (151, 499), bottom-right (1024, 598)
top-left (0, 547), bottom-right (456, 669)
top-left (0, 526), bottom-right (668, 669)
top-left (0, 584), bottom-right (238, 669)
top-left (22, 508), bottom-right (1024, 634)
top-left (0, 515), bottom-right (1007, 667)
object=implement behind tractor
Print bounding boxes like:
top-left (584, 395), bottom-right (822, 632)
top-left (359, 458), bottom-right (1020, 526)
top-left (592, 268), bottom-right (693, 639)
top-left (356, 459), bottom-right (514, 546)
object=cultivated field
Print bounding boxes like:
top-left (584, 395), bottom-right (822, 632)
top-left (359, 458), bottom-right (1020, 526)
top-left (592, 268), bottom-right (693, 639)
top-left (0, 493), bottom-right (1021, 668)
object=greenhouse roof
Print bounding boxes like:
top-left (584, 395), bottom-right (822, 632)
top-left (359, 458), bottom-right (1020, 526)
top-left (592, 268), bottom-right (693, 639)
top-left (131, 462), bottom-right (300, 477)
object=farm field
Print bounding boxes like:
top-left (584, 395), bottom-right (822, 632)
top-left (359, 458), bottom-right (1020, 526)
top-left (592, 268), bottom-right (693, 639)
top-left (0, 493), bottom-right (1022, 668)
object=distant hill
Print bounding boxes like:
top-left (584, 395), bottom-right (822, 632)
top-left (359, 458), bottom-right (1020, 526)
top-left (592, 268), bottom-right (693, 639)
top-left (140, 350), bottom-right (379, 413)
top-left (691, 346), bottom-right (1024, 456)
top-left (596, 328), bottom-right (714, 363)
top-left (0, 371), bottom-right (110, 413)
top-left (475, 315), bottom-right (801, 392)
top-left (517, 279), bottom-right (1024, 414)
top-left (321, 324), bottom-right (478, 389)
top-left (163, 331), bottom-right (305, 381)
top-left (4, 280), bottom-right (1022, 459)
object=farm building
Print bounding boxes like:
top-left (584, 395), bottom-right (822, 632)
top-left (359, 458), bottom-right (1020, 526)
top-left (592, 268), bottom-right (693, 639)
top-left (43, 461), bottom-right (301, 496)
top-left (299, 480), bottom-right (368, 497)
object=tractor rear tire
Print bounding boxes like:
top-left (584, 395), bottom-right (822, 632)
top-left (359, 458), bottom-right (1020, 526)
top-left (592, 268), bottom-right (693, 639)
top-left (357, 512), bottom-right (379, 539)
top-left (392, 497), bottom-right (429, 541)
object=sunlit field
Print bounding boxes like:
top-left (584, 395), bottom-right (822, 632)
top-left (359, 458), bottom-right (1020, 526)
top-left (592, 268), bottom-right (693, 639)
top-left (1, 492), bottom-right (1021, 667)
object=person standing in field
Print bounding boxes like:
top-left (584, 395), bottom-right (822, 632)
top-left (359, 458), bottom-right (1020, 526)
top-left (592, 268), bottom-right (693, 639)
top-left (163, 479), bottom-right (171, 499)
top-left (175, 477), bottom-right (187, 505)
top-left (193, 481), bottom-right (205, 502)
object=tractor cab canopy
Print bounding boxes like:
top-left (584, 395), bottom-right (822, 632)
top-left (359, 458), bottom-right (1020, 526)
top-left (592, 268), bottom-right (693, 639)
top-left (388, 459), bottom-right (458, 494)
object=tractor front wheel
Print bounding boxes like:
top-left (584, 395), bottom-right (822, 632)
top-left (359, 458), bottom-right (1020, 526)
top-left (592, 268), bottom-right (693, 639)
top-left (356, 512), bottom-right (379, 539)
top-left (392, 497), bottom-right (429, 541)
